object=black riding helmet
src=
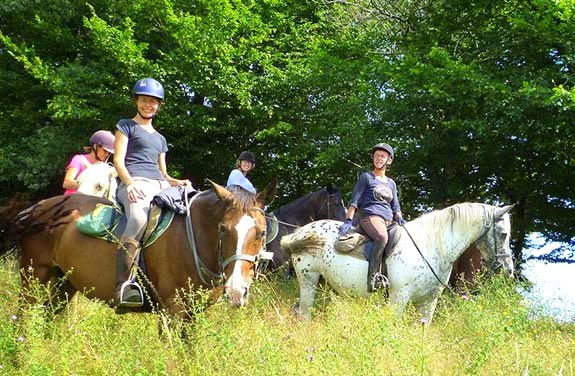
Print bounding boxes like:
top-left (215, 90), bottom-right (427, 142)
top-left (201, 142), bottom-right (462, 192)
top-left (372, 143), bottom-right (394, 160)
top-left (238, 151), bottom-right (256, 163)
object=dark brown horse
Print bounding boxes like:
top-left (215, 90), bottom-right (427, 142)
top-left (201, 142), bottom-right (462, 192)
top-left (449, 245), bottom-right (486, 289)
top-left (266, 185), bottom-right (346, 269)
top-left (8, 181), bottom-right (276, 318)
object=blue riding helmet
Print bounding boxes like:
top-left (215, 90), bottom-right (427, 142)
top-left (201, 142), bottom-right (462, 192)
top-left (372, 143), bottom-right (394, 160)
top-left (132, 78), bottom-right (165, 101)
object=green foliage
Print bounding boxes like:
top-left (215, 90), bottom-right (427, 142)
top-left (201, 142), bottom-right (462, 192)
top-left (1, 0), bottom-right (574, 256)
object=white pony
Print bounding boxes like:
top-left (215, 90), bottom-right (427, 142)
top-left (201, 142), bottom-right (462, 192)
top-left (76, 162), bottom-right (118, 201)
top-left (281, 203), bottom-right (514, 324)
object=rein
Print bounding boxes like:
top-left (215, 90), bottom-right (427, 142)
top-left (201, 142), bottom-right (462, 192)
top-left (401, 225), bottom-right (458, 294)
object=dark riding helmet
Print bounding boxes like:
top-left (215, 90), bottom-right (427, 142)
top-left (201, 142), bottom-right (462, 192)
top-left (89, 130), bottom-right (115, 153)
top-left (132, 78), bottom-right (165, 101)
top-left (372, 143), bottom-right (394, 160)
top-left (238, 151), bottom-right (256, 163)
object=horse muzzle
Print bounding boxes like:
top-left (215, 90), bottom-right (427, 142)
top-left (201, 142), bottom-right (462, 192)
top-left (224, 277), bottom-right (251, 307)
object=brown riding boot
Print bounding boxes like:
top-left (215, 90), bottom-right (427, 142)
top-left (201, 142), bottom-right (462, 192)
top-left (367, 240), bottom-right (390, 293)
top-left (114, 240), bottom-right (143, 309)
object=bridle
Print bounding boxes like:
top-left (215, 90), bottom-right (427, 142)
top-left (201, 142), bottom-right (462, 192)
top-left (184, 190), bottom-right (272, 286)
top-left (481, 206), bottom-right (512, 270)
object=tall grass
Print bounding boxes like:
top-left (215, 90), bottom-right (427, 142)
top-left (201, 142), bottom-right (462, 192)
top-left (0, 254), bottom-right (573, 375)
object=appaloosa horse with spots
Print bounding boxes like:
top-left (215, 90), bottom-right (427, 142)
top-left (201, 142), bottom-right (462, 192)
top-left (281, 203), bottom-right (514, 324)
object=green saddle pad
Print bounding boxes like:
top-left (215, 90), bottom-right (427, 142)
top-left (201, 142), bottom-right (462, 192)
top-left (76, 203), bottom-right (122, 240)
top-left (77, 203), bottom-right (175, 247)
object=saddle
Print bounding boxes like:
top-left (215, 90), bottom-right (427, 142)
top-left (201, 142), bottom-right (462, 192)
top-left (334, 223), bottom-right (400, 261)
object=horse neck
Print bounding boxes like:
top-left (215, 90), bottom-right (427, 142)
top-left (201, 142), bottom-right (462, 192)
top-left (192, 192), bottom-right (226, 250)
top-left (274, 190), bottom-right (324, 225)
top-left (425, 204), bottom-right (488, 264)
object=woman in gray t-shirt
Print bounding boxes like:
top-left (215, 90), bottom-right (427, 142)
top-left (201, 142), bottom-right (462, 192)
top-left (113, 77), bottom-right (191, 310)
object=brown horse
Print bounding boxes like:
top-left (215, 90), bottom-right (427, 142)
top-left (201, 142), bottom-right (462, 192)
top-left (9, 180), bottom-right (276, 318)
top-left (449, 245), bottom-right (486, 289)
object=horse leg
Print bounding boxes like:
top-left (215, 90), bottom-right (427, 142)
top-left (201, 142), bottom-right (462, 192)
top-left (415, 293), bottom-right (440, 325)
top-left (294, 269), bottom-right (321, 320)
top-left (388, 289), bottom-right (410, 317)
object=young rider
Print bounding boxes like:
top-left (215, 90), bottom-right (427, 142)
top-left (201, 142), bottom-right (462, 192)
top-left (113, 77), bottom-right (191, 309)
top-left (339, 143), bottom-right (406, 292)
top-left (226, 151), bottom-right (257, 194)
top-left (63, 130), bottom-right (115, 195)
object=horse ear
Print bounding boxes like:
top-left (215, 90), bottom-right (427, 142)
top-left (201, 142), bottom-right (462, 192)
top-left (326, 184), bottom-right (336, 194)
top-left (256, 179), bottom-right (278, 207)
top-left (209, 179), bottom-right (233, 201)
top-left (494, 204), bottom-right (514, 219)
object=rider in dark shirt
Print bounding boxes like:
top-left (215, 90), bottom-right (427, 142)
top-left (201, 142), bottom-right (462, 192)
top-left (339, 143), bottom-right (406, 292)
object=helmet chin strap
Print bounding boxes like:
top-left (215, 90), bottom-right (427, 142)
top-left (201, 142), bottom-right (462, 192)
top-left (137, 111), bottom-right (155, 120)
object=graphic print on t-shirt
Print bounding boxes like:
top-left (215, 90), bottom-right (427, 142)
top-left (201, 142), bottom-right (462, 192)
top-left (373, 183), bottom-right (393, 203)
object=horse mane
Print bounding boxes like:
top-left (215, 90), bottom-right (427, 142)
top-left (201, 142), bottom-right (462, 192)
top-left (226, 186), bottom-right (258, 211)
top-left (413, 202), bottom-right (489, 230)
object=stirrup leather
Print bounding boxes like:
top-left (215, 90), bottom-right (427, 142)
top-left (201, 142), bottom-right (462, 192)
top-left (118, 280), bottom-right (144, 308)
top-left (371, 272), bottom-right (390, 291)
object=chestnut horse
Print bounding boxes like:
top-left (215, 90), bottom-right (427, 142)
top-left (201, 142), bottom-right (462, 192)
top-left (9, 181), bottom-right (276, 318)
top-left (266, 185), bottom-right (346, 269)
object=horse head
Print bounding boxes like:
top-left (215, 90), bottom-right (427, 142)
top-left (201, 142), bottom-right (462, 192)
top-left (210, 179), bottom-right (277, 307)
top-left (76, 163), bottom-right (118, 201)
top-left (318, 185), bottom-right (347, 221)
top-left (474, 204), bottom-right (514, 278)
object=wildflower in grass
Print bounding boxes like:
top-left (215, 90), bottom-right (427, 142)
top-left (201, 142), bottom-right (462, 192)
top-left (420, 318), bottom-right (428, 325)
top-left (307, 354), bottom-right (314, 362)
top-left (461, 294), bottom-right (469, 301)
top-left (17, 336), bottom-right (24, 342)
top-left (10, 314), bottom-right (17, 321)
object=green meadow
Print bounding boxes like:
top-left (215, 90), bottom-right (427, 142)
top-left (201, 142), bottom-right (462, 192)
top-left (0, 253), bottom-right (573, 376)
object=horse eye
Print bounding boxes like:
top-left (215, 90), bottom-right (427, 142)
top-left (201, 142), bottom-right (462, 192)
top-left (256, 230), bottom-right (266, 239)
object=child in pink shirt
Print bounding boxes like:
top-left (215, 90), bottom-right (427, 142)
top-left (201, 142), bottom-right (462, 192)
top-left (63, 130), bottom-right (115, 195)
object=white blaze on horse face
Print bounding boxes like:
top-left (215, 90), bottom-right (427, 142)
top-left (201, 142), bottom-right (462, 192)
top-left (225, 213), bottom-right (256, 306)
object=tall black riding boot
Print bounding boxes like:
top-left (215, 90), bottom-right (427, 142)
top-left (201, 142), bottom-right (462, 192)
top-left (114, 241), bottom-right (143, 309)
top-left (367, 240), bottom-right (389, 292)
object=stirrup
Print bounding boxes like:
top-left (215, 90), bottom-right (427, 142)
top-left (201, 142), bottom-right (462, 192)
top-left (118, 280), bottom-right (144, 308)
top-left (371, 273), bottom-right (390, 291)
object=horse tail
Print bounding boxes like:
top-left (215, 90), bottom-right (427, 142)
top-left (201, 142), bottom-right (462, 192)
top-left (280, 228), bottom-right (325, 256)
top-left (0, 194), bottom-right (35, 255)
